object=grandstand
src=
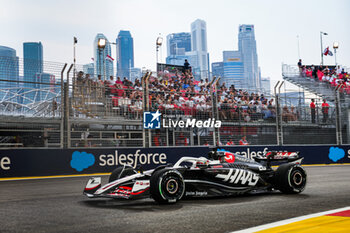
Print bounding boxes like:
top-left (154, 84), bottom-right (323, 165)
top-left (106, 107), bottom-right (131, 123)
top-left (282, 64), bottom-right (350, 145)
top-left (0, 58), bottom-right (347, 148)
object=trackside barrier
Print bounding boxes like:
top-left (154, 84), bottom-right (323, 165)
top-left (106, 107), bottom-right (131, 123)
top-left (0, 145), bottom-right (349, 178)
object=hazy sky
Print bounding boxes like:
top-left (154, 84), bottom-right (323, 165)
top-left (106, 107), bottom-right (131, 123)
top-left (1, 0), bottom-right (349, 81)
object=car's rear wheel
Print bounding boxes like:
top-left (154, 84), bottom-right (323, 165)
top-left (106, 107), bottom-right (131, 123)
top-left (109, 166), bottom-right (136, 183)
top-left (274, 164), bottom-right (307, 194)
top-left (150, 169), bottom-right (185, 204)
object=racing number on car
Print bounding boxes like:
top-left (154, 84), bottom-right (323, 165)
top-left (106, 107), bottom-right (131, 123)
top-left (216, 169), bottom-right (259, 186)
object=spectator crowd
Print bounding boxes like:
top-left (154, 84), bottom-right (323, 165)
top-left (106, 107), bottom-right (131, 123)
top-left (298, 60), bottom-right (350, 93)
top-left (74, 66), bottom-right (305, 124)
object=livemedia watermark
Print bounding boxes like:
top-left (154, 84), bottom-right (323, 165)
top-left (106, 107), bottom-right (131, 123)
top-left (143, 110), bottom-right (221, 129)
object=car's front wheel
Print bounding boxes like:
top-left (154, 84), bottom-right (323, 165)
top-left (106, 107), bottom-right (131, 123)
top-left (150, 169), bottom-right (185, 204)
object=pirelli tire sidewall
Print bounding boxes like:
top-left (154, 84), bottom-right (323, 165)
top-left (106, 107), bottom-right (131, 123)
top-left (274, 164), bottom-right (307, 194)
top-left (150, 169), bottom-right (185, 204)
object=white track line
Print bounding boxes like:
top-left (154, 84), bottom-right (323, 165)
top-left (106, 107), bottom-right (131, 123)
top-left (231, 206), bottom-right (350, 233)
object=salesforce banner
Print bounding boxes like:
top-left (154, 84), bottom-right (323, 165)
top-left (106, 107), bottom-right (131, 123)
top-left (0, 145), bottom-right (350, 178)
top-left (0, 147), bottom-right (208, 178)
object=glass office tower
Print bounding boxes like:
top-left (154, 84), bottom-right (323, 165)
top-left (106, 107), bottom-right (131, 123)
top-left (116, 30), bottom-right (134, 79)
top-left (0, 46), bottom-right (19, 101)
top-left (238, 25), bottom-right (260, 89)
top-left (94, 33), bottom-right (114, 80)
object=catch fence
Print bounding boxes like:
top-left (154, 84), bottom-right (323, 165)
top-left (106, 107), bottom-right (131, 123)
top-left (0, 60), bottom-right (348, 148)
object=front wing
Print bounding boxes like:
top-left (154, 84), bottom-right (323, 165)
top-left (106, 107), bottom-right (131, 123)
top-left (83, 172), bottom-right (152, 200)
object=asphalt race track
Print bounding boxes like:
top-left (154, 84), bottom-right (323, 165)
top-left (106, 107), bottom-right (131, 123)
top-left (1, 166), bottom-right (350, 233)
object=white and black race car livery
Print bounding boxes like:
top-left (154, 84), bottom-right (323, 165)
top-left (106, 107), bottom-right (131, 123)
top-left (83, 148), bottom-right (307, 204)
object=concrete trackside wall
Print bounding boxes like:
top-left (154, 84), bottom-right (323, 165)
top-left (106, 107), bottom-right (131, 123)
top-left (0, 146), bottom-right (349, 178)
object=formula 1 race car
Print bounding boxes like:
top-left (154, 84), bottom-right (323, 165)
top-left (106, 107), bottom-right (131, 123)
top-left (83, 149), bottom-right (307, 204)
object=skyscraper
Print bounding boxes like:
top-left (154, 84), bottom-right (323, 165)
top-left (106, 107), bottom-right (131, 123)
top-left (23, 42), bottom-right (43, 83)
top-left (165, 19), bottom-right (209, 80)
top-left (129, 67), bottom-right (141, 82)
top-left (94, 33), bottom-right (113, 80)
top-left (211, 62), bottom-right (224, 78)
top-left (238, 25), bottom-right (260, 89)
top-left (116, 30), bottom-right (134, 79)
top-left (260, 77), bottom-right (271, 94)
top-left (23, 42), bottom-right (43, 102)
top-left (83, 63), bottom-right (94, 76)
top-left (165, 32), bottom-right (192, 68)
top-left (0, 46), bottom-right (19, 101)
top-left (190, 19), bottom-right (209, 79)
top-left (166, 32), bottom-right (191, 56)
top-left (223, 50), bottom-right (244, 88)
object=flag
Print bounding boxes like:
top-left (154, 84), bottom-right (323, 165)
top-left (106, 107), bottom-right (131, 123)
top-left (105, 55), bottom-right (114, 62)
top-left (323, 47), bottom-right (329, 56)
top-left (324, 47), bottom-right (329, 56)
top-left (74, 37), bottom-right (78, 44)
top-left (324, 47), bottom-right (333, 56)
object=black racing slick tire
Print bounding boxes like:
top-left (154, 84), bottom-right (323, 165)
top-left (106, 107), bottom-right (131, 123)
top-left (150, 169), bottom-right (185, 204)
top-left (108, 166), bottom-right (136, 183)
top-left (274, 163), bottom-right (307, 194)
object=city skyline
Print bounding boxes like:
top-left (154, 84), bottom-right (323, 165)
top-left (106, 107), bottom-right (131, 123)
top-left (165, 19), bottom-right (209, 80)
top-left (1, 0), bottom-right (349, 83)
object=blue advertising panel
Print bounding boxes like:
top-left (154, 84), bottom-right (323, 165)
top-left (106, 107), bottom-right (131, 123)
top-left (0, 145), bottom-right (349, 178)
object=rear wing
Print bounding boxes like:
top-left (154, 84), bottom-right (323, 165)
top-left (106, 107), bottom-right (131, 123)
top-left (254, 151), bottom-right (303, 166)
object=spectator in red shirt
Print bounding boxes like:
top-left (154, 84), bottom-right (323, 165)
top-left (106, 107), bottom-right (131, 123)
top-left (226, 139), bottom-right (235, 146)
top-left (239, 136), bottom-right (249, 145)
top-left (115, 76), bottom-right (123, 85)
top-left (115, 84), bottom-right (125, 97)
top-left (153, 131), bottom-right (162, 146)
top-left (176, 132), bottom-right (189, 146)
top-left (310, 99), bottom-right (316, 123)
top-left (321, 99), bottom-right (329, 123)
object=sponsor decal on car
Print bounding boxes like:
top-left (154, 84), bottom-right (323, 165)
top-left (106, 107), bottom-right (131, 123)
top-left (185, 191), bottom-right (208, 196)
top-left (224, 152), bottom-right (235, 163)
top-left (216, 169), bottom-right (259, 186)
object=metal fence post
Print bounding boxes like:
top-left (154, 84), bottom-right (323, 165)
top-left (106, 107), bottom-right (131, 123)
top-left (278, 81), bottom-right (284, 145)
top-left (210, 77), bottom-right (216, 146)
top-left (215, 78), bottom-right (221, 146)
top-left (66, 64), bottom-right (73, 148)
top-left (210, 77), bottom-right (220, 146)
top-left (335, 84), bottom-right (343, 145)
top-left (60, 64), bottom-right (67, 148)
top-left (274, 81), bottom-right (281, 145)
top-left (141, 72), bottom-right (147, 147)
top-left (141, 72), bottom-right (151, 147)
top-left (145, 73), bottom-right (152, 147)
